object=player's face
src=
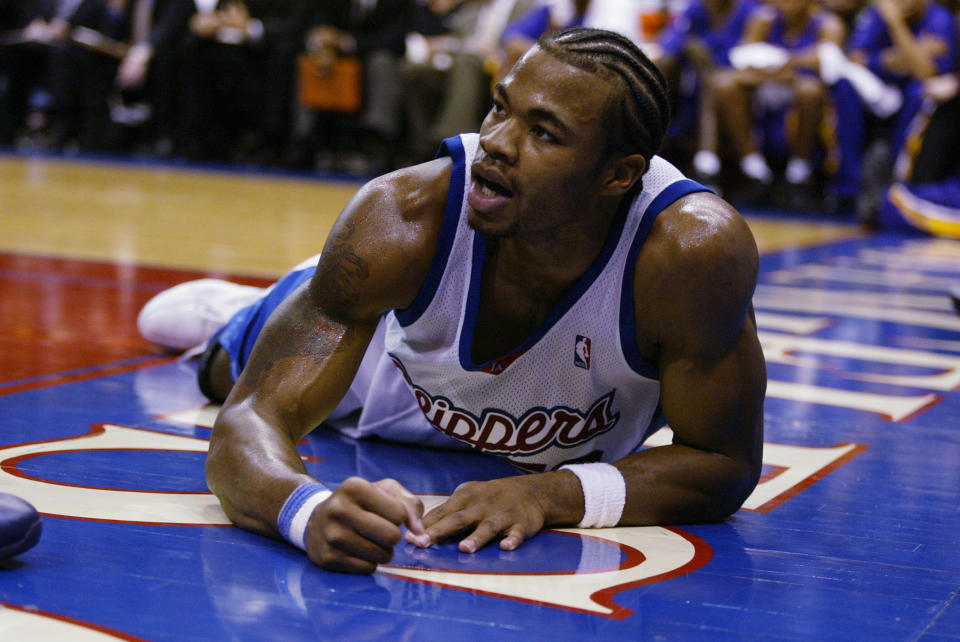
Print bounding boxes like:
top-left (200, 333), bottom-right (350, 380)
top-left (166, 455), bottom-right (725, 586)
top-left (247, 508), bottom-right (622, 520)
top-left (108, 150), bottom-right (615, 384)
top-left (817, 0), bottom-right (862, 19)
top-left (468, 48), bottom-right (620, 239)
top-left (901, 0), bottom-right (926, 20)
top-left (775, 0), bottom-right (813, 22)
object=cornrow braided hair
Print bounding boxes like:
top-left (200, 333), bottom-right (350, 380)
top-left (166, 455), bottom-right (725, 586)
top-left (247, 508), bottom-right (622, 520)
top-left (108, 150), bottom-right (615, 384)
top-left (537, 27), bottom-right (671, 162)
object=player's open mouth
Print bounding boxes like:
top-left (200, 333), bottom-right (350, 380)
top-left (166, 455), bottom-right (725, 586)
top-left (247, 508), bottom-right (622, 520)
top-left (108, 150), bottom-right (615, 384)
top-left (474, 175), bottom-right (514, 198)
top-left (468, 167), bottom-right (515, 215)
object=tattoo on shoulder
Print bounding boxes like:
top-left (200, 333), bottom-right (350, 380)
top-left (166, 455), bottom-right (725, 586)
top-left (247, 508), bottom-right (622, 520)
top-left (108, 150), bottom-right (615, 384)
top-left (238, 223), bottom-right (376, 387)
top-left (314, 221), bottom-right (371, 315)
top-left (241, 298), bottom-right (360, 388)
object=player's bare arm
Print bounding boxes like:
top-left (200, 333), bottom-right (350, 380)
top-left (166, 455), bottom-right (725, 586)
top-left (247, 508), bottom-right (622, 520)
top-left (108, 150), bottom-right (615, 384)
top-left (875, 0), bottom-right (946, 80)
top-left (206, 159), bottom-right (452, 573)
top-left (415, 192), bottom-right (764, 553)
top-left (617, 191), bottom-right (764, 522)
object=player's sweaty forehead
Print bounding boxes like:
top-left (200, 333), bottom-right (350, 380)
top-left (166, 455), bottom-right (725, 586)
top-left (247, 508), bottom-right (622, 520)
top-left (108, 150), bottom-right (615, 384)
top-left (500, 48), bottom-right (616, 135)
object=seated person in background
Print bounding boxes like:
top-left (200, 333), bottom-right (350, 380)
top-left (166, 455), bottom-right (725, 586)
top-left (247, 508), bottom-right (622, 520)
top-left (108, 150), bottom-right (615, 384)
top-left (711, 0), bottom-right (845, 192)
top-left (138, 28), bottom-right (766, 575)
top-left (498, 0), bottom-right (589, 76)
top-left (44, 0), bottom-right (192, 151)
top-left (831, 0), bottom-right (956, 224)
top-left (652, 0), bottom-right (761, 186)
top-left (177, 0), bottom-right (302, 162)
top-left (0, 0), bottom-right (81, 145)
top-left (290, 0), bottom-right (413, 174)
top-left (401, 0), bottom-right (536, 165)
top-left (882, 37), bottom-right (960, 235)
top-left (817, 0), bottom-right (865, 33)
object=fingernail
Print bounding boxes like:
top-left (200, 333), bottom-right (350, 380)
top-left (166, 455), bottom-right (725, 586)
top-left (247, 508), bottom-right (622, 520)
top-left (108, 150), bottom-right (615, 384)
top-left (461, 540), bottom-right (475, 554)
top-left (413, 534), bottom-right (431, 547)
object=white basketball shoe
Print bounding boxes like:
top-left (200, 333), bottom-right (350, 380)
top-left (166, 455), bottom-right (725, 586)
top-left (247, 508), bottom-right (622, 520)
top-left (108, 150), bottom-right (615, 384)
top-left (137, 279), bottom-right (266, 351)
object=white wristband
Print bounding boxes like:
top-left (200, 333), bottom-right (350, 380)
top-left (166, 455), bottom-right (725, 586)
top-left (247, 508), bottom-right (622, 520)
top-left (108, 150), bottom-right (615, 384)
top-left (560, 463), bottom-right (626, 528)
top-left (277, 482), bottom-right (332, 550)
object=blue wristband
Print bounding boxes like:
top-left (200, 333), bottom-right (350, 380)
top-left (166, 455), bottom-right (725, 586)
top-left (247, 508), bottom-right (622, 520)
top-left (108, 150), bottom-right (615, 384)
top-left (277, 482), bottom-right (332, 550)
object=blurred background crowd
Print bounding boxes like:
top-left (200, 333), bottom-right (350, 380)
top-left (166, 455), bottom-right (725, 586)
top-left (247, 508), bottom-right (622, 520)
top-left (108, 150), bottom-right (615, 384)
top-left (1, 0), bottom-right (959, 223)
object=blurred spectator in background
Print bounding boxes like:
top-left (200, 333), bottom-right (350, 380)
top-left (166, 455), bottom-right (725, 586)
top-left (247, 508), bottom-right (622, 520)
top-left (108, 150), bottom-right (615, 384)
top-left (44, 0), bottom-right (192, 152)
top-left (399, 0), bottom-right (536, 165)
top-left (817, 0), bottom-right (865, 32)
top-left (287, 0), bottom-right (413, 174)
top-left (177, 1), bottom-right (302, 163)
top-left (0, 0), bottom-right (81, 145)
top-left (498, 0), bottom-right (588, 76)
top-left (880, 3), bottom-right (960, 234)
top-left (830, 0), bottom-right (957, 224)
top-left (711, 0), bottom-right (845, 203)
top-left (652, 0), bottom-right (760, 186)
top-left (1, 0), bottom-right (956, 236)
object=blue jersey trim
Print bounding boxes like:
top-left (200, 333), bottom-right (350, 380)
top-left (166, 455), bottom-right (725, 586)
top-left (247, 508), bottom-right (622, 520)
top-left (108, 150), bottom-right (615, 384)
top-left (620, 179), bottom-right (711, 379)
top-left (394, 136), bottom-right (466, 327)
top-left (217, 262), bottom-right (318, 379)
top-left (458, 194), bottom-right (632, 372)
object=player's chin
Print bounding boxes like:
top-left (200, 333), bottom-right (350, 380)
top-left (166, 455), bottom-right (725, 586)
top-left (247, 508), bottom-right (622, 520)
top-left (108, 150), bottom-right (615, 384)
top-left (467, 207), bottom-right (519, 239)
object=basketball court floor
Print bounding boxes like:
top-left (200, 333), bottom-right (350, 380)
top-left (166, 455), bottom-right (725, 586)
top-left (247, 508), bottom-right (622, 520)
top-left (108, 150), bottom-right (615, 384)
top-left (0, 154), bottom-right (958, 640)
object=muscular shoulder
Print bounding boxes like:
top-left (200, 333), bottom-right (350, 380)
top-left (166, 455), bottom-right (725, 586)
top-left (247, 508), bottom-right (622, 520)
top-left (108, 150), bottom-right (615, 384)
top-left (633, 191), bottom-right (759, 360)
top-left (309, 158), bottom-right (453, 320)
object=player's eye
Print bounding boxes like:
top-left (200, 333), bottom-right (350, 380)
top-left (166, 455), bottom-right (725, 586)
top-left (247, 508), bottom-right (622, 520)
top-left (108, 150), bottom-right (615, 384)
top-left (531, 125), bottom-right (556, 142)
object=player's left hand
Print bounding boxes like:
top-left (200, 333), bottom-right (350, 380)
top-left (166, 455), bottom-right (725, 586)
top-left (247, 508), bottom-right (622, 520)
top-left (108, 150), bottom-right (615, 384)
top-left (406, 476), bottom-right (552, 554)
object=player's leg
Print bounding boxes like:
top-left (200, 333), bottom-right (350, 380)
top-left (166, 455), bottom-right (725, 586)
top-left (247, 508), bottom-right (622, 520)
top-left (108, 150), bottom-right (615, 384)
top-left (713, 68), bottom-right (772, 183)
top-left (785, 74), bottom-right (826, 187)
top-left (138, 256), bottom-right (321, 402)
top-left (137, 279), bottom-right (268, 352)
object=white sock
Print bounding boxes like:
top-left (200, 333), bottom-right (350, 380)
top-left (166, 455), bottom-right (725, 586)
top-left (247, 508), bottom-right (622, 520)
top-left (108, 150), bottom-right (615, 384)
top-left (741, 152), bottom-right (773, 184)
top-left (693, 150), bottom-right (721, 177)
top-left (786, 157), bottom-right (812, 185)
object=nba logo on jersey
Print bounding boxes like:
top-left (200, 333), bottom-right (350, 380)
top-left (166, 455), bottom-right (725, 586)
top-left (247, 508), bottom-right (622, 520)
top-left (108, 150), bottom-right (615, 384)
top-left (574, 335), bottom-right (591, 370)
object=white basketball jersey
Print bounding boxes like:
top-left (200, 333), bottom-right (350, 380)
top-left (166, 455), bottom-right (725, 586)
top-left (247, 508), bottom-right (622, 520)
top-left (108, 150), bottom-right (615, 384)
top-left (341, 133), bottom-right (708, 472)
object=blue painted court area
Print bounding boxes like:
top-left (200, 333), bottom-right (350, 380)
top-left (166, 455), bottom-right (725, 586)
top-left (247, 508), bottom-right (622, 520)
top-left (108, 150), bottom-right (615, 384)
top-left (0, 232), bottom-right (958, 640)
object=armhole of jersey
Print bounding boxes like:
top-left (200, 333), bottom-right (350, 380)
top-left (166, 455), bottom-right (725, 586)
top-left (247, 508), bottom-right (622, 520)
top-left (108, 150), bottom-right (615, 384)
top-left (394, 136), bottom-right (466, 327)
top-left (619, 179), bottom-right (710, 379)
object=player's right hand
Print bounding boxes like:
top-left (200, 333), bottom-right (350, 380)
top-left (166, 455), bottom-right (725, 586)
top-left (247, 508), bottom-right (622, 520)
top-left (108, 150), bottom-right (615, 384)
top-left (303, 477), bottom-right (424, 574)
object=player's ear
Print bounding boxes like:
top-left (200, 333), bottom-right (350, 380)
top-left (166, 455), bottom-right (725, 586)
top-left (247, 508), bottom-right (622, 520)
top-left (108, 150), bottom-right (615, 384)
top-left (600, 153), bottom-right (647, 196)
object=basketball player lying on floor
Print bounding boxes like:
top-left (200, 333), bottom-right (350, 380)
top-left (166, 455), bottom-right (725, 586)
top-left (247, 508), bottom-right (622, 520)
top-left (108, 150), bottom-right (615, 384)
top-left (139, 28), bottom-right (767, 574)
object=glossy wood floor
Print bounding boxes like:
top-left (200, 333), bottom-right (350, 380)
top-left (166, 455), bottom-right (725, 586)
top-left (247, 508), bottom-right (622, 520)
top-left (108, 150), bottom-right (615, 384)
top-left (2, 152), bottom-right (958, 641)
top-left (0, 154), bottom-right (862, 278)
top-left (0, 156), bottom-right (359, 278)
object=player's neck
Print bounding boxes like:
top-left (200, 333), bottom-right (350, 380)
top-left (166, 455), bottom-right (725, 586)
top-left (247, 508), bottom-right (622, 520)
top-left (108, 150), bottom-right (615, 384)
top-left (491, 199), bottom-right (623, 290)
